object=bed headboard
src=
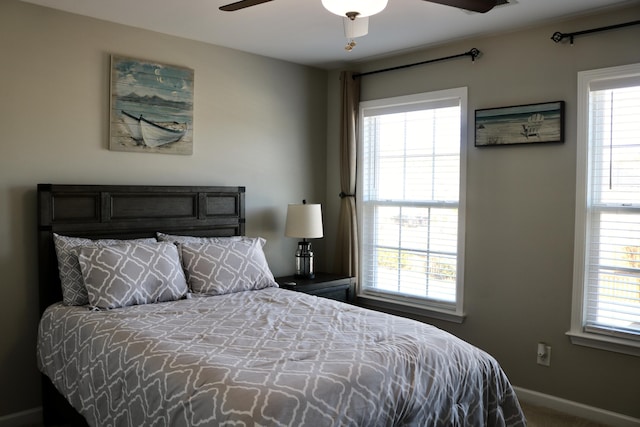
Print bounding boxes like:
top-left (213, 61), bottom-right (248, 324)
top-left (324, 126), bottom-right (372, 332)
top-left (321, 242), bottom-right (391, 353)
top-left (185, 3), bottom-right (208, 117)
top-left (37, 184), bottom-right (246, 314)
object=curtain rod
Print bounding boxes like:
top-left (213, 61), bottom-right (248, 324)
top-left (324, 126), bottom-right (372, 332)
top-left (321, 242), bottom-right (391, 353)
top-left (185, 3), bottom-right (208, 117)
top-left (353, 48), bottom-right (480, 79)
top-left (551, 20), bottom-right (640, 44)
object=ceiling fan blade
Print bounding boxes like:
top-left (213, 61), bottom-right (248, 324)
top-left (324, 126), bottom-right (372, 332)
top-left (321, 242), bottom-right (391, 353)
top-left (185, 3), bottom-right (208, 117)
top-left (219, 0), bottom-right (273, 12)
top-left (424, 0), bottom-right (497, 13)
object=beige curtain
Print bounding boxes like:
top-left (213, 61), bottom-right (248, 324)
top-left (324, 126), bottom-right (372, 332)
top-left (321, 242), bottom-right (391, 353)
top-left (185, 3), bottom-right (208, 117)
top-left (334, 71), bottom-right (360, 277)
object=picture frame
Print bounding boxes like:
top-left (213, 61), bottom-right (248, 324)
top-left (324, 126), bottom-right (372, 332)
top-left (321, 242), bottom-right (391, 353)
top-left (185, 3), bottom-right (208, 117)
top-left (109, 55), bottom-right (194, 155)
top-left (474, 101), bottom-right (564, 147)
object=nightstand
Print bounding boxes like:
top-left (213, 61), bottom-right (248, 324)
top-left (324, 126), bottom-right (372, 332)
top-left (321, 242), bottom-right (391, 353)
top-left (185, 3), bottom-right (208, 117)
top-left (275, 273), bottom-right (356, 303)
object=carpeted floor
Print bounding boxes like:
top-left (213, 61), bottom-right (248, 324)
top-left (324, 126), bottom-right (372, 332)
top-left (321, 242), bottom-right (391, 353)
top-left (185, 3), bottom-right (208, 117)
top-left (521, 402), bottom-right (611, 427)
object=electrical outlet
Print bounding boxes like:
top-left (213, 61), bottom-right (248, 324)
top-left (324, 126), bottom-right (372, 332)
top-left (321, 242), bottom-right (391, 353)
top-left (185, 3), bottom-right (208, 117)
top-left (537, 343), bottom-right (551, 367)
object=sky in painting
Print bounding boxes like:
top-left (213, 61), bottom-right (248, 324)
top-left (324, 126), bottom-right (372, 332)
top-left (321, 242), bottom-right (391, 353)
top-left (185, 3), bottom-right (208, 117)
top-left (112, 56), bottom-right (193, 106)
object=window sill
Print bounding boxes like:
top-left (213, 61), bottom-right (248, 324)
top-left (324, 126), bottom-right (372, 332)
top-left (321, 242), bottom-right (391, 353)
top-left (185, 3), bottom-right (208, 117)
top-left (566, 330), bottom-right (640, 357)
top-left (358, 294), bottom-right (465, 324)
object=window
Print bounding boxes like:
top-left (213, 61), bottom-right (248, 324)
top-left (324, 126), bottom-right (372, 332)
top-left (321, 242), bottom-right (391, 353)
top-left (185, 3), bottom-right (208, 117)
top-left (570, 63), bottom-right (640, 356)
top-left (358, 88), bottom-right (467, 321)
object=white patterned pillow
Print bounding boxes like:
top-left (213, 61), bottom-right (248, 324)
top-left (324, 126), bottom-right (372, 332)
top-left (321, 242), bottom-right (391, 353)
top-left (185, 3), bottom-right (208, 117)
top-left (77, 242), bottom-right (188, 310)
top-left (53, 234), bottom-right (156, 306)
top-left (179, 239), bottom-right (278, 296)
top-left (156, 232), bottom-right (246, 244)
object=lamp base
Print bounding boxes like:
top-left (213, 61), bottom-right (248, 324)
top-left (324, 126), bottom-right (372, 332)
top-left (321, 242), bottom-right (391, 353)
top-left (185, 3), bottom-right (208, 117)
top-left (294, 241), bottom-right (314, 279)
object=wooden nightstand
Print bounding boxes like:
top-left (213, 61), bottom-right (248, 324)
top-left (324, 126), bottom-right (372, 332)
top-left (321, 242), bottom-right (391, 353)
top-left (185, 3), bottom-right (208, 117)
top-left (275, 273), bottom-right (356, 303)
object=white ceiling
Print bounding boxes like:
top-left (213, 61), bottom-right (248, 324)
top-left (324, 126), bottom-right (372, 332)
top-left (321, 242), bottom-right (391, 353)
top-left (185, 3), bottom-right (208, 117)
top-left (20, 0), bottom-right (638, 69)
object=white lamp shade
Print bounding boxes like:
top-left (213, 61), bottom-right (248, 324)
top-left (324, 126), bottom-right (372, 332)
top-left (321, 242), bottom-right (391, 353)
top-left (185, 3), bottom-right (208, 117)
top-left (285, 203), bottom-right (323, 239)
top-left (321, 0), bottom-right (388, 18)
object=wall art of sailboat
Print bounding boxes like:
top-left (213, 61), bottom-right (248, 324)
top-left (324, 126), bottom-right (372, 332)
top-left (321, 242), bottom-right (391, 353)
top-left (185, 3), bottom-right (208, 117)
top-left (121, 110), bottom-right (187, 147)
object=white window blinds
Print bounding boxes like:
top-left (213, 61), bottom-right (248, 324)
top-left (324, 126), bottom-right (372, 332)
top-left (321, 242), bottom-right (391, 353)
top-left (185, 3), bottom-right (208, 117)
top-left (358, 89), bottom-right (466, 315)
top-left (584, 80), bottom-right (640, 339)
top-left (571, 64), bottom-right (640, 353)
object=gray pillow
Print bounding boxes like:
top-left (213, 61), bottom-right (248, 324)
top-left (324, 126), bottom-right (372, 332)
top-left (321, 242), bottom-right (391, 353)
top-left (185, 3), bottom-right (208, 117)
top-left (180, 238), bottom-right (278, 296)
top-left (77, 242), bottom-right (188, 310)
top-left (53, 234), bottom-right (156, 306)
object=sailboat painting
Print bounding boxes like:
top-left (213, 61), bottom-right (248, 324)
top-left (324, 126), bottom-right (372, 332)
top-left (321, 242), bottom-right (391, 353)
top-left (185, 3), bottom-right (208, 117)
top-left (474, 101), bottom-right (564, 147)
top-left (110, 55), bottom-right (194, 154)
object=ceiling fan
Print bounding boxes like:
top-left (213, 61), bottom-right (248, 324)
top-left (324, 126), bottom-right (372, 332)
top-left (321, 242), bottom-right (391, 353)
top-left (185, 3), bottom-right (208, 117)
top-left (219, 0), bottom-right (498, 51)
top-left (219, 0), bottom-right (497, 14)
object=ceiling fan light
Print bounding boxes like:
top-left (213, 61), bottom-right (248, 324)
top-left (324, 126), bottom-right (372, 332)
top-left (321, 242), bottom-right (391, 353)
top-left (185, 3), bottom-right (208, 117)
top-left (344, 15), bottom-right (369, 38)
top-left (321, 0), bottom-right (388, 18)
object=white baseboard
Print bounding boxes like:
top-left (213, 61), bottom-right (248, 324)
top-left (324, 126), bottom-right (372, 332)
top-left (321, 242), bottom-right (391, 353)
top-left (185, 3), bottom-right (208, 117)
top-left (514, 386), bottom-right (640, 427)
top-left (0, 407), bottom-right (42, 427)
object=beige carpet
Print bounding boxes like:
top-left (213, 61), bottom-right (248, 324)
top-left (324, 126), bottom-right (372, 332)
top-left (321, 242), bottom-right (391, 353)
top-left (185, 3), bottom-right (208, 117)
top-left (521, 402), bottom-right (611, 427)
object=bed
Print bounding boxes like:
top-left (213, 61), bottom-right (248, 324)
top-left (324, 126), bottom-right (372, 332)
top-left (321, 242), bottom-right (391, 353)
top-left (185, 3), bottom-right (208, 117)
top-left (37, 184), bottom-right (526, 426)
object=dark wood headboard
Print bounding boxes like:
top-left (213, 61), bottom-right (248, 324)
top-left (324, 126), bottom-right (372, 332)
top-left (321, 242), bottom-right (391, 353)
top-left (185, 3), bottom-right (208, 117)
top-left (37, 184), bottom-right (246, 314)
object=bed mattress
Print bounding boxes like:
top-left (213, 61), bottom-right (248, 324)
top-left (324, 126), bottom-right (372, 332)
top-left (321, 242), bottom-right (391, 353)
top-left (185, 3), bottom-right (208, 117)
top-left (38, 287), bottom-right (525, 426)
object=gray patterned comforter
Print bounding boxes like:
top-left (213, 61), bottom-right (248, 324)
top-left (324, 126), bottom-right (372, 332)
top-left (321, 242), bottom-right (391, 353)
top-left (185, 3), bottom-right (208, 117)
top-left (38, 287), bottom-right (525, 426)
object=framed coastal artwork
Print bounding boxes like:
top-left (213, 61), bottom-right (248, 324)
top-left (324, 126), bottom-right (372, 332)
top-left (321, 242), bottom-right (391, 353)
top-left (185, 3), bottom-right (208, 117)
top-left (109, 55), bottom-right (194, 155)
top-left (474, 101), bottom-right (564, 147)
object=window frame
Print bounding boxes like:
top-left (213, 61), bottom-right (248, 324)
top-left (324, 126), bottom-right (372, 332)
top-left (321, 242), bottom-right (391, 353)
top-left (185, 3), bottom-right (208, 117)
top-left (568, 62), bottom-right (640, 357)
top-left (356, 88), bottom-right (468, 323)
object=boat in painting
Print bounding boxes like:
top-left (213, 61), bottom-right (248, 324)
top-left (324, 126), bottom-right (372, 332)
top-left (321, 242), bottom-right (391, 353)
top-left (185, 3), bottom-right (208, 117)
top-left (121, 110), bottom-right (143, 142)
top-left (121, 110), bottom-right (187, 147)
top-left (521, 113), bottom-right (544, 138)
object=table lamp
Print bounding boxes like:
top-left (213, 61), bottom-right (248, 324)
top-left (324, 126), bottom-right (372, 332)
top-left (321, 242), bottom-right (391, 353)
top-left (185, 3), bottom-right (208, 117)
top-left (285, 200), bottom-right (323, 278)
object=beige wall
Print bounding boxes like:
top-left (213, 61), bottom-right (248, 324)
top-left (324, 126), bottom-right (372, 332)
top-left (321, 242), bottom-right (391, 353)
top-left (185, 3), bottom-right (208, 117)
top-left (0, 0), bottom-right (328, 417)
top-left (325, 4), bottom-right (640, 419)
